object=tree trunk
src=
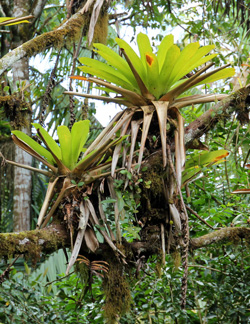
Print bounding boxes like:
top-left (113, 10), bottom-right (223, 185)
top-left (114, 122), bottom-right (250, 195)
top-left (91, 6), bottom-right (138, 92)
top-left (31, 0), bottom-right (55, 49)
top-left (12, 1), bottom-right (33, 231)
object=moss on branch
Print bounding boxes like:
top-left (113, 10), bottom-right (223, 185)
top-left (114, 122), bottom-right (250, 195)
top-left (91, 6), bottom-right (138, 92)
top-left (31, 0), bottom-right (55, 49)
top-left (190, 227), bottom-right (250, 250)
top-left (0, 11), bottom-right (90, 75)
top-left (0, 223), bottom-right (69, 264)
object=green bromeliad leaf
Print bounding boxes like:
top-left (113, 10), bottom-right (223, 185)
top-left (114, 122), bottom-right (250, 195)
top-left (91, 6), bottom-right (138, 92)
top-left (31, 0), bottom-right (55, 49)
top-left (78, 65), bottom-right (136, 92)
top-left (57, 125), bottom-right (73, 170)
top-left (13, 121), bottom-right (92, 172)
top-left (157, 34), bottom-right (174, 70)
top-left (32, 123), bottom-right (61, 160)
top-left (137, 33), bottom-right (153, 71)
top-left (195, 68), bottom-right (235, 86)
top-left (145, 52), bottom-right (161, 98)
top-left (75, 32), bottom-right (235, 104)
top-left (115, 37), bottom-right (147, 82)
top-left (185, 149), bottom-right (229, 169)
top-left (182, 149), bottom-right (229, 185)
top-left (71, 120), bottom-right (90, 165)
top-left (93, 43), bottom-right (137, 87)
top-left (159, 44), bottom-right (180, 94)
top-left (12, 130), bottom-right (55, 165)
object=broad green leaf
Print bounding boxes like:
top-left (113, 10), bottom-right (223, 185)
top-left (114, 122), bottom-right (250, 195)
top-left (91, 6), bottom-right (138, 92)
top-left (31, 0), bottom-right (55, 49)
top-left (182, 150), bottom-right (229, 185)
top-left (182, 166), bottom-right (202, 185)
top-left (185, 150), bottom-right (229, 169)
top-left (78, 66), bottom-right (137, 92)
top-left (12, 130), bottom-right (55, 164)
top-left (32, 123), bottom-right (61, 160)
top-left (168, 42), bottom-right (200, 85)
top-left (157, 34), bottom-right (174, 71)
top-left (94, 43), bottom-right (137, 87)
top-left (160, 45), bottom-right (180, 92)
top-left (145, 52), bottom-right (161, 99)
top-left (115, 37), bottom-right (147, 83)
top-left (137, 33), bottom-right (153, 70)
top-left (79, 57), bottom-right (134, 84)
top-left (71, 120), bottom-right (90, 164)
top-left (57, 126), bottom-right (73, 169)
top-left (174, 45), bottom-right (216, 82)
top-left (186, 54), bottom-right (217, 77)
top-left (184, 45), bottom-right (216, 71)
top-left (195, 68), bottom-right (235, 86)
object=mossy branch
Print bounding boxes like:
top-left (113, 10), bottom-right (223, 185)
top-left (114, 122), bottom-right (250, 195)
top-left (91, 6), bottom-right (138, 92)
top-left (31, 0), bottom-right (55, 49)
top-left (0, 220), bottom-right (249, 262)
top-left (0, 223), bottom-right (69, 262)
top-left (0, 10), bottom-right (89, 76)
top-left (190, 227), bottom-right (250, 249)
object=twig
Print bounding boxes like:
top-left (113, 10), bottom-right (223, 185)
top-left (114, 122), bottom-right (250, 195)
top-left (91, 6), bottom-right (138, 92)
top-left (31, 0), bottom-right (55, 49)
top-left (0, 255), bottom-right (21, 284)
top-left (188, 264), bottom-right (229, 275)
top-left (194, 182), bottom-right (222, 205)
top-left (186, 205), bottom-right (214, 230)
top-left (45, 270), bottom-right (75, 286)
top-left (0, 15), bottom-right (34, 26)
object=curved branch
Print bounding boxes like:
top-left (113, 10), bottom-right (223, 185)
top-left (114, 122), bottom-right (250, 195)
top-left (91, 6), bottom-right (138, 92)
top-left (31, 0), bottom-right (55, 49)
top-left (190, 227), bottom-right (250, 249)
top-left (185, 85), bottom-right (250, 147)
top-left (0, 10), bottom-right (89, 76)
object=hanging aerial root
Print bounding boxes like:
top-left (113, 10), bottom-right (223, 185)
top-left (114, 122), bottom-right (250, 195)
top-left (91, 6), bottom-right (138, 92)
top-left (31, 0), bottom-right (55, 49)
top-left (166, 144), bottom-right (189, 309)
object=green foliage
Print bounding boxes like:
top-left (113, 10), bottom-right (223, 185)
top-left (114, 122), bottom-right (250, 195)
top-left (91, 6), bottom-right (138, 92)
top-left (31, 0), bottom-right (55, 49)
top-left (13, 120), bottom-right (90, 171)
top-left (1, 0), bottom-right (250, 322)
top-left (182, 149), bottom-right (229, 186)
top-left (77, 33), bottom-right (235, 103)
top-left (0, 266), bottom-right (105, 323)
top-left (1, 243), bottom-right (250, 323)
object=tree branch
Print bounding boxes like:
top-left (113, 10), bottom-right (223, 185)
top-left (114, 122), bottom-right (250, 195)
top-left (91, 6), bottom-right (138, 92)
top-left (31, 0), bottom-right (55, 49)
top-left (31, 0), bottom-right (47, 21)
top-left (185, 85), bottom-right (250, 147)
top-left (0, 223), bottom-right (69, 262)
top-left (190, 227), bottom-right (250, 249)
top-left (0, 10), bottom-right (90, 75)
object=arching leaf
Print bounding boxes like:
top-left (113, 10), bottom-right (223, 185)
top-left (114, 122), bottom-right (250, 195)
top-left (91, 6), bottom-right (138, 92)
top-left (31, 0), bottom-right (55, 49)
top-left (71, 120), bottom-right (90, 165)
top-left (57, 126), bottom-right (73, 169)
top-left (32, 123), bottom-right (61, 160)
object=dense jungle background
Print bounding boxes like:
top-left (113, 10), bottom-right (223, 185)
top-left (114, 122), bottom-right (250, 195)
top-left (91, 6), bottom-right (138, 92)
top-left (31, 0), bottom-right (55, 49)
top-left (0, 0), bottom-right (250, 323)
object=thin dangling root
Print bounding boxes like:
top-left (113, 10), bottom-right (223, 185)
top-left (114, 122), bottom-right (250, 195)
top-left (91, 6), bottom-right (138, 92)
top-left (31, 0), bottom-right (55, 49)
top-left (180, 211), bottom-right (189, 309)
top-left (166, 144), bottom-right (189, 309)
